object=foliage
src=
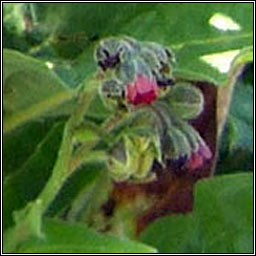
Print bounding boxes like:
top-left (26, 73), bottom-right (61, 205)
top-left (4, 218), bottom-right (156, 253)
top-left (3, 3), bottom-right (253, 254)
top-left (216, 64), bottom-right (253, 173)
top-left (140, 173), bottom-right (253, 253)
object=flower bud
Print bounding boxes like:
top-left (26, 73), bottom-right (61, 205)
top-left (108, 134), bottom-right (161, 183)
top-left (126, 74), bottom-right (158, 105)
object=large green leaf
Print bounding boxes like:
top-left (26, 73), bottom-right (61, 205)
top-left (5, 3), bottom-right (252, 87)
top-left (3, 49), bottom-right (74, 133)
top-left (14, 218), bottom-right (157, 253)
top-left (140, 173), bottom-right (253, 253)
top-left (120, 3), bottom-right (253, 84)
top-left (33, 3), bottom-right (253, 85)
top-left (3, 122), bottom-right (65, 230)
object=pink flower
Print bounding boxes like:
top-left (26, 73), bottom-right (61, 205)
top-left (126, 74), bottom-right (158, 105)
top-left (186, 143), bottom-right (212, 171)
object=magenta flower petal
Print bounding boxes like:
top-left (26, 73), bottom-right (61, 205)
top-left (187, 153), bottom-right (204, 170)
top-left (186, 143), bottom-right (212, 171)
top-left (126, 74), bottom-right (158, 105)
top-left (198, 143), bottom-right (212, 159)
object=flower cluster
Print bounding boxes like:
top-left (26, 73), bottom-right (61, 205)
top-left (94, 37), bottom-right (212, 182)
top-left (95, 36), bottom-right (175, 106)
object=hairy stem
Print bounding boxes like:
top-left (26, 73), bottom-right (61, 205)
top-left (5, 75), bottom-right (100, 252)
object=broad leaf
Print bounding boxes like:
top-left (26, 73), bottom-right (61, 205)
top-left (122, 3), bottom-right (253, 84)
top-left (15, 218), bottom-right (157, 253)
top-left (3, 122), bottom-right (65, 230)
top-left (3, 49), bottom-right (74, 133)
top-left (3, 119), bottom-right (56, 178)
top-left (4, 3), bottom-right (252, 87)
top-left (140, 173), bottom-right (253, 253)
top-left (38, 3), bottom-right (253, 85)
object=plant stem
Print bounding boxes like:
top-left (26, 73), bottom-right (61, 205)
top-left (6, 75), bottom-right (100, 252)
top-left (38, 75), bottom-right (100, 214)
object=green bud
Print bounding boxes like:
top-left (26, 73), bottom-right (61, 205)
top-left (164, 127), bottom-right (191, 160)
top-left (108, 134), bottom-right (161, 183)
top-left (166, 83), bottom-right (204, 120)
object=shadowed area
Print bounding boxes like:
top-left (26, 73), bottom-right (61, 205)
top-left (105, 81), bottom-right (217, 234)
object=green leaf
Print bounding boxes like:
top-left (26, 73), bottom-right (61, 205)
top-left (140, 173), bottom-right (253, 253)
top-left (15, 218), bottom-right (157, 253)
top-left (3, 3), bottom-right (31, 51)
top-left (3, 49), bottom-right (74, 133)
top-left (19, 3), bottom-right (253, 87)
top-left (217, 65), bottom-right (253, 173)
top-left (157, 3), bottom-right (253, 84)
top-left (3, 119), bottom-right (57, 178)
top-left (226, 84), bottom-right (253, 151)
top-left (3, 121), bottom-right (65, 230)
top-left (2, 4), bottom-right (253, 253)
top-left (45, 162), bottom-right (105, 217)
top-left (68, 169), bottom-right (112, 226)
